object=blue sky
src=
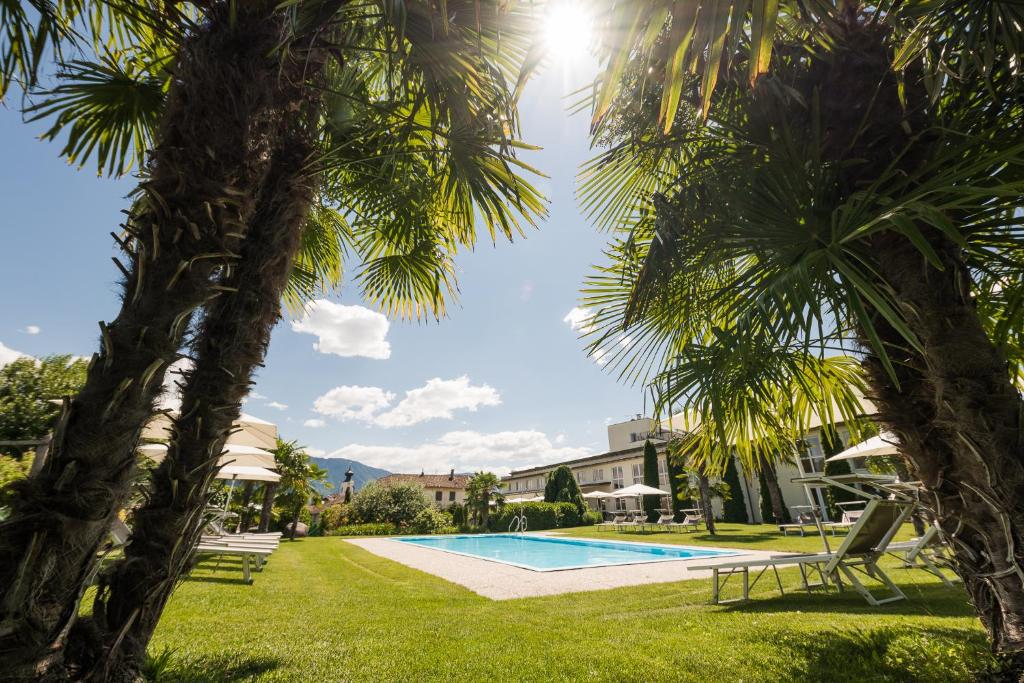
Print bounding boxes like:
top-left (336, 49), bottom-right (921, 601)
top-left (0, 44), bottom-right (645, 476)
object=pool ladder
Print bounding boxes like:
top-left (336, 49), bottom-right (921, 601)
top-left (508, 509), bottom-right (528, 534)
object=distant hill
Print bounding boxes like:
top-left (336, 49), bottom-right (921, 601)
top-left (310, 457), bottom-right (391, 495)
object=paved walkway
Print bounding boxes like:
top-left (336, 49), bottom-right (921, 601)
top-left (346, 534), bottom-right (778, 600)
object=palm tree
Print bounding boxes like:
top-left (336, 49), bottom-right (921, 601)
top-left (580, 0), bottom-right (1024, 660)
top-left (0, 1), bottom-right (544, 678)
top-left (270, 440), bottom-right (329, 540)
top-left (465, 471), bottom-right (502, 529)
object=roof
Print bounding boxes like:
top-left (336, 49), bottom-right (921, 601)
top-left (377, 473), bottom-right (470, 489)
top-left (503, 443), bottom-right (655, 480)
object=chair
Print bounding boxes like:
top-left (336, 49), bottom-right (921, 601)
top-left (596, 513), bottom-right (625, 531)
top-left (691, 498), bottom-right (914, 606)
top-left (824, 508), bottom-right (864, 536)
top-left (655, 512), bottom-right (684, 533)
top-left (886, 524), bottom-right (959, 588)
top-left (195, 543), bottom-right (274, 583)
top-left (617, 511), bottom-right (647, 531)
top-left (779, 511), bottom-right (818, 536)
top-left (680, 511), bottom-right (704, 533)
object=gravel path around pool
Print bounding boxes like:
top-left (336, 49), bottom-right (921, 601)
top-left (345, 533), bottom-right (780, 600)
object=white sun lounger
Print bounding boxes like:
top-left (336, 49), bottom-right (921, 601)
top-left (195, 543), bottom-right (274, 583)
top-left (655, 512), bottom-right (684, 532)
top-left (691, 498), bottom-right (914, 606)
top-left (596, 513), bottom-right (626, 531)
top-left (886, 524), bottom-right (959, 588)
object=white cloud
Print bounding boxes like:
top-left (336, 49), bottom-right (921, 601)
top-left (563, 306), bottom-right (596, 334)
top-left (0, 342), bottom-right (30, 368)
top-left (305, 447), bottom-right (326, 457)
top-left (291, 299), bottom-right (391, 359)
top-left (304, 418), bottom-right (326, 428)
top-left (323, 429), bottom-right (590, 476)
top-left (312, 376), bottom-right (500, 428)
top-left (314, 385), bottom-right (395, 422)
top-left (266, 401), bottom-right (288, 410)
top-left (554, 433), bottom-right (566, 445)
top-left (249, 391), bottom-right (267, 400)
top-left (21, 325), bottom-right (40, 335)
top-left (374, 376), bottom-right (500, 428)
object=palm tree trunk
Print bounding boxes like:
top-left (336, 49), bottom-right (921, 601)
top-left (762, 461), bottom-right (789, 525)
top-left (0, 5), bottom-right (292, 676)
top-left (78, 82), bottom-right (320, 676)
top-left (258, 483), bottom-right (277, 533)
top-left (861, 231), bottom-right (1024, 654)
top-left (289, 503), bottom-right (303, 541)
top-left (236, 482), bottom-right (256, 533)
top-left (697, 469), bottom-right (716, 535)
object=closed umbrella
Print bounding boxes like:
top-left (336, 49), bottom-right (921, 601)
top-left (138, 442), bottom-right (276, 469)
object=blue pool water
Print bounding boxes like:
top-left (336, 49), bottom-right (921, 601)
top-left (394, 534), bottom-right (737, 571)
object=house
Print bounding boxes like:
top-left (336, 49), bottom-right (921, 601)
top-left (502, 407), bottom-right (875, 523)
top-left (377, 469), bottom-right (470, 508)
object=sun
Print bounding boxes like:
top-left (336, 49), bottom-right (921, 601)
top-left (543, 1), bottom-right (593, 63)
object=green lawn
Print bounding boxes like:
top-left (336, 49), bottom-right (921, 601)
top-left (151, 530), bottom-right (991, 682)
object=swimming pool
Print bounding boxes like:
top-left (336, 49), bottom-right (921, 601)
top-left (393, 534), bottom-right (738, 571)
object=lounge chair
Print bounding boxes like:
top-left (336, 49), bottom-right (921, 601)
top-left (779, 511), bottom-right (818, 536)
top-left (617, 511), bottom-right (647, 532)
top-left (679, 511), bottom-right (704, 533)
top-left (596, 513), bottom-right (625, 531)
top-left (823, 509), bottom-right (864, 536)
top-left (691, 498), bottom-right (914, 606)
top-left (195, 543), bottom-right (274, 583)
top-left (886, 525), bottom-right (959, 588)
top-left (655, 512), bottom-right (684, 533)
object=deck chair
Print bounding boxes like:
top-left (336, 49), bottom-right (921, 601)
top-left (195, 543), bottom-right (274, 583)
top-left (779, 511), bottom-right (818, 536)
top-left (596, 513), bottom-right (625, 531)
top-left (617, 511), bottom-right (647, 531)
top-left (886, 525), bottom-right (959, 588)
top-left (691, 498), bottom-right (914, 606)
top-left (679, 512), bottom-right (704, 533)
top-left (655, 512), bottom-right (683, 533)
top-left (824, 509), bottom-right (864, 536)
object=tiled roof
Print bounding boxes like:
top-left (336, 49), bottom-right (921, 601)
top-left (378, 473), bottom-right (470, 489)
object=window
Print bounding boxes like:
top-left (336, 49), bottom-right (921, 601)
top-left (434, 491), bottom-right (443, 502)
top-left (514, 481), bottom-right (520, 492)
top-left (594, 468), bottom-right (604, 482)
top-left (611, 466), bottom-right (624, 489)
top-left (449, 491), bottom-right (456, 502)
top-left (657, 457), bottom-right (669, 488)
top-left (800, 435), bottom-right (826, 474)
top-left (630, 432), bottom-right (640, 442)
top-left (631, 463), bottom-right (643, 484)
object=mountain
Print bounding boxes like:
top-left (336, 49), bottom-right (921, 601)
top-left (310, 457), bottom-right (391, 495)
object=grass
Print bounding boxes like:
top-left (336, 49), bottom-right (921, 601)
top-left (150, 528), bottom-right (991, 682)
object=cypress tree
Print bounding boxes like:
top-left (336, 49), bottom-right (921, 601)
top-left (642, 440), bottom-right (660, 522)
top-left (721, 455), bottom-right (749, 523)
top-left (544, 465), bottom-right (586, 515)
top-left (758, 469), bottom-right (775, 524)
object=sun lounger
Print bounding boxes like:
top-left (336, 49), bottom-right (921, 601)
top-left (655, 512), bottom-right (684, 532)
top-left (886, 525), bottom-right (959, 588)
top-left (596, 513), bottom-right (625, 531)
top-left (195, 543), bottom-right (273, 583)
top-left (691, 498), bottom-right (914, 606)
top-left (778, 511), bottom-right (819, 536)
top-left (617, 512), bottom-right (647, 531)
top-left (679, 512), bottom-right (704, 533)
top-left (823, 509), bottom-right (864, 536)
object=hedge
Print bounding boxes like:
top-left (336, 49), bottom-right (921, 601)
top-left (325, 523), bottom-right (398, 537)
top-left (488, 501), bottom-right (595, 532)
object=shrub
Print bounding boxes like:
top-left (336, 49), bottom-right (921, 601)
top-left (325, 523), bottom-right (398, 537)
top-left (446, 503), bottom-right (466, 526)
top-left (582, 510), bottom-right (603, 526)
top-left (553, 502), bottom-right (581, 528)
top-left (409, 507), bottom-right (455, 534)
top-left (490, 502), bottom-right (577, 531)
top-left (352, 480), bottom-right (428, 526)
top-left (721, 455), bottom-right (749, 523)
top-left (320, 502), bottom-right (354, 531)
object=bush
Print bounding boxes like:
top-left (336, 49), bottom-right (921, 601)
top-left (352, 481), bottom-right (428, 526)
top-left (582, 510), bottom-right (603, 526)
top-left (446, 503), bottom-right (466, 526)
top-left (409, 507), bottom-right (455, 534)
top-left (543, 465), bottom-right (586, 515)
top-left (489, 502), bottom-right (589, 531)
top-left (325, 523), bottom-right (398, 537)
top-left (553, 502), bottom-right (581, 528)
top-left (320, 502), bottom-right (354, 531)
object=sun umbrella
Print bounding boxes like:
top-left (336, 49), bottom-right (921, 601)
top-left (216, 464), bottom-right (281, 518)
top-left (611, 483), bottom-right (670, 497)
top-left (825, 432), bottom-right (899, 462)
top-left (137, 442), bottom-right (276, 469)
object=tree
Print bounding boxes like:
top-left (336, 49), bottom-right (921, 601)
top-left (641, 440), bottom-right (660, 522)
top-left (758, 460), bottom-right (790, 526)
top-left (580, 0), bottom-right (1024, 659)
top-left (258, 483), bottom-right (277, 533)
top-left (0, 355), bottom-right (87, 454)
top-left (352, 481), bottom-right (428, 527)
top-left (270, 440), bottom-right (328, 540)
top-left (665, 449), bottom-right (690, 517)
top-left (721, 456), bottom-right (749, 524)
top-left (465, 472), bottom-right (501, 529)
top-left (0, 2), bottom-right (544, 677)
top-left (543, 465), bottom-right (585, 516)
